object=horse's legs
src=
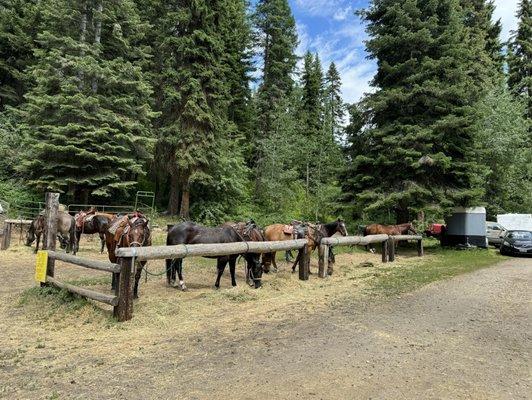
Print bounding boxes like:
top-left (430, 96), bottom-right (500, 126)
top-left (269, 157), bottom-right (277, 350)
top-left (215, 258), bottom-right (227, 289)
top-left (285, 250), bottom-right (294, 262)
top-left (133, 260), bottom-right (145, 299)
top-left (327, 247), bottom-right (335, 275)
top-left (99, 233), bottom-right (105, 254)
top-left (229, 256), bottom-right (237, 287)
top-left (176, 259), bottom-right (186, 291)
top-left (166, 258), bottom-right (175, 286)
top-left (271, 252), bottom-right (278, 272)
top-left (34, 233), bottom-right (40, 253)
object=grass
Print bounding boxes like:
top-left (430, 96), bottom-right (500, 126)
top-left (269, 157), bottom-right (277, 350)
top-left (368, 246), bottom-right (502, 297)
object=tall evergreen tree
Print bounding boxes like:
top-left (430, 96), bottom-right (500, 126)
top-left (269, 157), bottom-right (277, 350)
top-left (351, 0), bottom-right (487, 222)
top-left (19, 0), bottom-right (154, 202)
top-left (508, 0), bottom-right (532, 123)
top-left (0, 0), bottom-right (40, 111)
top-left (324, 62), bottom-right (345, 142)
top-left (460, 0), bottom-right (503, 78)
top-left (145, 0), bottom-right (243, 218)
top-left (253, 0), bottom-right (298, 143)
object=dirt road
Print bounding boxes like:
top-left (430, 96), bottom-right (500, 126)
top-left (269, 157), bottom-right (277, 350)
top-left (128, 257), bottom-right (529, 400)
top-left (1, 255), bottom-right (530, 399)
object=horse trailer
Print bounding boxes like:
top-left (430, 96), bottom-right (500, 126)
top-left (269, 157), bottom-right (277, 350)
top-left (441, 207), bottom-right (487, 248)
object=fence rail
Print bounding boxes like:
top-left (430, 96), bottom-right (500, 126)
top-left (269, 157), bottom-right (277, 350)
top-left (115, 239), bottom-right (309, 260)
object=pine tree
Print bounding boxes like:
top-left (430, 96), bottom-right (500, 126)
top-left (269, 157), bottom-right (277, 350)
top-left (351, 0), bottom-right (487, 222)
top-left (145, 0), bottom-right (239, 218)
top-left (508, 0), bottom-right (531, 123)
top-left (253, 0), bottom-right (298, 143)
top-left (0, 0), bottom-right (40, 110)
top-left (324, 62), bottom-right (345, 142)
top-left (460, 0), bottom-right (503, 79)
top-left (19, 0), bottom-right (154, 202)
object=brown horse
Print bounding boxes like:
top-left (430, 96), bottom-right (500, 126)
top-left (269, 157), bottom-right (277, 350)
top-left (105, 212), bottom-right (151, 298)
top-left (363, 222), bottom-right (417, 252)
top-left (262, 222), bottom-right (307, 273)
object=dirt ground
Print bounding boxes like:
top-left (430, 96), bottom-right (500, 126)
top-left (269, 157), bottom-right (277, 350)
top-left (0, 232), bottom-right (530, 400)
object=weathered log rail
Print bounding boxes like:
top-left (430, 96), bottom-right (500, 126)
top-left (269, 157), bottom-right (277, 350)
top-left (318, 234), bottom-right (424, 278)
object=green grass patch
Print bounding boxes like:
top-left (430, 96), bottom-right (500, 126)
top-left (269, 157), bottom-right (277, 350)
top-left (369, 247), bottom-right (502, 297)
top-left (63, 276), bottom-right (111, 287)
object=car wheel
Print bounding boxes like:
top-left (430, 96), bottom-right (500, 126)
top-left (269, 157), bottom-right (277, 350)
top-left (500, 247), bottom-right (507, 256)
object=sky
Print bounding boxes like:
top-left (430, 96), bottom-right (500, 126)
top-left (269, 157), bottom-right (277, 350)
top-left (288, 0), bottom-right (521, 104)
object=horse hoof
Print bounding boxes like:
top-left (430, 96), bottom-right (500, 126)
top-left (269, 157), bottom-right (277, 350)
top-left (179, 284), bottom-right (187, 291)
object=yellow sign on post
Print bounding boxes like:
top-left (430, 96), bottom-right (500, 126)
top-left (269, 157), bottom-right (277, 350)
top-left (35, 250), bottom-right (48, 283)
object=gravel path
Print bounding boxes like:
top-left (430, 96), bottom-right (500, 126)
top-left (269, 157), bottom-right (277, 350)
top-left (158, 257), bottom-right (531, 400)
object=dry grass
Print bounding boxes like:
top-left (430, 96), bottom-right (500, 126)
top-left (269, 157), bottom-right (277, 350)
top-left (0, 231), bottom-right (500, 399)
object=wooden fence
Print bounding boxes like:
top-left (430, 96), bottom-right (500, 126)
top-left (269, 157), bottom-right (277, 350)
top-left (1, 219), bottom-right (32, 250)
top-left (318, 234), bottom-right (424, 277)
top-left (36, 192), bottom-right (424, 322)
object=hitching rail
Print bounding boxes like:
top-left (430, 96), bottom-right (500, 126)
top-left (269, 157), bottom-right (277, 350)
top-left (115, 239), bottom-right (309, 260)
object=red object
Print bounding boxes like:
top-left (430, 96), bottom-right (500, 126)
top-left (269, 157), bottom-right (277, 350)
top-left (430, 224), bottom-right (444, 234)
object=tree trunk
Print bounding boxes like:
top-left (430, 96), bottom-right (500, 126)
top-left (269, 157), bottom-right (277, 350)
top-left (78, 1), bottom-right (88, 90)
top-left (167, 166), bottom-right (180, 215)
top-left (179, 179), bottom-right (190, 221)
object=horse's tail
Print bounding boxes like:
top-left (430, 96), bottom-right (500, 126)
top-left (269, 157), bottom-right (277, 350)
top-left (362, 225), bottom-right (368, 236)
top-left (69, 216), bottom-right (76, 253)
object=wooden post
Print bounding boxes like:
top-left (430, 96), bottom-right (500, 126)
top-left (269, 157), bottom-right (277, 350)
top-left (1, 223), bottom-right (11, 250)
top-left (114, 257), bottom-right (134, 322)
top-left (298, 244), bottom-right (309, 281)
top-left (387, 237), bottom-right (396, 262)
top-left (381, 238), bottom-right (389, 263)
top-left (43, 192), bottom-right (59, 280)
top-left (318, 244), bottom-right (329, 278)
top-left (417, 239), bottom-right (424, 257)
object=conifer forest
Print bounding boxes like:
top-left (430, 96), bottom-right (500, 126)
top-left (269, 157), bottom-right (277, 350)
top-left (1, 0), bottom-right (530, 225)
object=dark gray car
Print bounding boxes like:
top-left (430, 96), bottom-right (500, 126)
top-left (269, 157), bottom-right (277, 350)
top-left (500, 230), bottom-right (532, 256)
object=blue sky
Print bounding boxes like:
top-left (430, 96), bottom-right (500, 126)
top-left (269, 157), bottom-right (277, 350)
top-left (286, 0), bottom-right (520, 104)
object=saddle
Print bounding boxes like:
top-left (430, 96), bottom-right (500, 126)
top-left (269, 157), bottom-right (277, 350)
top-left (108, 215), bottom-right (130, 242)
top-left (75, 208), bottom-right (97, 228)
top-left (283, 225), bottom-right (294, 235)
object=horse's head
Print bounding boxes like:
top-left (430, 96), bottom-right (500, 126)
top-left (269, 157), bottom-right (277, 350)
top-left (406, 222), bottom-right (417, 235)
top-left (125, 217), bottom-right (150, 248)
top-left (336, 218), bottom-right (348, 236)
top-left (242, 220), bottom-right (263, 288)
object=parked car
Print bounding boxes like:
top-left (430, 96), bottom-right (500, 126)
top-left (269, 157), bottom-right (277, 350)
top-left (500, 230), bottom-right (532, 256)
top-left (486, 221), bottom-right (506, 247)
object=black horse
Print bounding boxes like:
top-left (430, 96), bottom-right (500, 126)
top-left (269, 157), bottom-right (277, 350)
top-left (166, 221), bottom-right (264, 291)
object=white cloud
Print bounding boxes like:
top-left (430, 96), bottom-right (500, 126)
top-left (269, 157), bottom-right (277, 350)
top-left (333, 6), bottom-right (352, 21)
top-left (492, 0), bottom-right (519, 41)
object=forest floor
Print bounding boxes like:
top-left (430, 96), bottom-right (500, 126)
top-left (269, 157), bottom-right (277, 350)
top-left (0, 231), bottom-right (530, 399)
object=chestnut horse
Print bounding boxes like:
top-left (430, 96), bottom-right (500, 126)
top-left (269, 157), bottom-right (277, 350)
top-left (105, 213), bottom-right (151, 298)
top-left (363, 222), bottom-right (417, 252)
top-left (261, 222), bottom-right (307, 273)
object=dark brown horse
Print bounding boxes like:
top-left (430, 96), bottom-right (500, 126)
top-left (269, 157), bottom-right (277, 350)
top-left (105, 213), bottom-right (151, 298)
top-left (25, 211), bottom-right (76, 254)
top-left (166, 220), bottom-right (264, 291)
top-left (75, 210), bottom-right (114, 254)
top-left (363, 222), bottom-right (417, 252)
top-left (290, 218), bottom-right (349, 274)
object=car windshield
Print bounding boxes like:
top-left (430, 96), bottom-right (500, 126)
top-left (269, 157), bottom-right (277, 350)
top-left (506, 231), bottom-right (532, 240)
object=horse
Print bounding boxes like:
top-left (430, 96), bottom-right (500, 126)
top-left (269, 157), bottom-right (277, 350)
top-left (290, 218), bottom-right (349, 274)
top-left (105, 213), bottom-right (151, 298)
top-left (74, 210), bottom-right (114, 253)
top-left (261, 222), bottom-right (307, 273)
top-left (166, 220), bottom-right (264, 291)
top-left (25, 211), bottom-right (76, 254)
top-left (363, 222), bottom-right (417, 252)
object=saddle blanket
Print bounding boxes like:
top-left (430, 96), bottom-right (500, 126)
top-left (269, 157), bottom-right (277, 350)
top-left (283, 225), bottom-right (294, 235)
